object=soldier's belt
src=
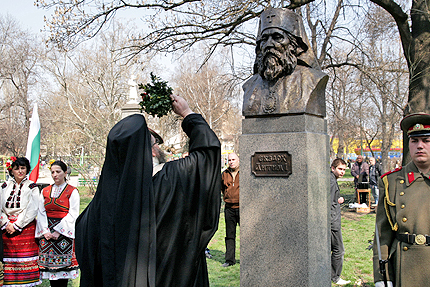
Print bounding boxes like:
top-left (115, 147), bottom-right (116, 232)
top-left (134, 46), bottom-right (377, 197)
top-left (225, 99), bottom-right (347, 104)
top-left (396, 233), bottom-right (430, 245)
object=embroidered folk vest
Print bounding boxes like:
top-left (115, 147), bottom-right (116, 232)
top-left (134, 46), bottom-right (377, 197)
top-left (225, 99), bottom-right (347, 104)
top-left (42, 184), bottom-right (75, 219)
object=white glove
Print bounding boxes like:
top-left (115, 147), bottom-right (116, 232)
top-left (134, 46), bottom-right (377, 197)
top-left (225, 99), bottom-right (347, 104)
top-left (375, 281), bottom-right (393, 287)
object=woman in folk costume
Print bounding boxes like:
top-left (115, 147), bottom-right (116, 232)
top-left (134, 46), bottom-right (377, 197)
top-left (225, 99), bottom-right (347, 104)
top-left (1, 157), bottom-right (40, 286)
top-left (36, 160), bottom-right (79, 287)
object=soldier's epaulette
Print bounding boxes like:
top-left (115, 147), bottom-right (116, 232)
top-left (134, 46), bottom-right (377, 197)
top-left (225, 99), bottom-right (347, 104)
top-left (29, 183), bottom-right (38, 189)
top-left (1, 182), bottom-right (6, 189)
top-left (380, 166), bottom-right (402, 179)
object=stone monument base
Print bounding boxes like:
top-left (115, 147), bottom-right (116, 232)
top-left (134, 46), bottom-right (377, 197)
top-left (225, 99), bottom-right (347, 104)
top-left (121, 102), bottom-right (141, 119)
top-left (240, 114), bottom-right (330, 286)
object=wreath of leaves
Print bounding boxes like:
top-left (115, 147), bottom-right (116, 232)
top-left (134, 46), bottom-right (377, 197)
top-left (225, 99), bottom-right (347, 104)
top-left (138, 72), bottom-right (173, 118)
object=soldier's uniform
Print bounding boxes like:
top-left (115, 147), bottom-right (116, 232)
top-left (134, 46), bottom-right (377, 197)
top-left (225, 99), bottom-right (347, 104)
top-left (373, 113), bottom-right (430, 287)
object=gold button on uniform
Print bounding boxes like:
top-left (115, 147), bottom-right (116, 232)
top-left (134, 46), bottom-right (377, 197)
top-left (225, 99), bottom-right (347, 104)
top-left (400, 192), bottom-right (405, 196)
top-left (401, 204), bottom-right (405, 209)
top-left (403, 217), bottom-right (408, 222)
top-left (403, 246), bottom-right (408, 251)
top-left (400, 180), bottom-right (405, 184)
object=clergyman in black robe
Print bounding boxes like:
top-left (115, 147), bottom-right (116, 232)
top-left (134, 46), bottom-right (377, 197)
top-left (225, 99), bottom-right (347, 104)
top-left (75, 95), bottom-right (221, 287)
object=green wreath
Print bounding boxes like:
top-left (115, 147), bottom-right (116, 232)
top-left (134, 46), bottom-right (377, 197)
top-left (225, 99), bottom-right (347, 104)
top-left (139, 72), bottom-right (173, 118)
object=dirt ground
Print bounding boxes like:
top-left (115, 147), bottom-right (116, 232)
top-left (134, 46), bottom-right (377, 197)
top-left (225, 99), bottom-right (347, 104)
top-left (342, 208), bottom-right (376, 221)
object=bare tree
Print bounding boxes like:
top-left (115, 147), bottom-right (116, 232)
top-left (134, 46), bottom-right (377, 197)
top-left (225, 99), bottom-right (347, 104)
top-left (359, 51), bottom-right (407, 172)
top-left (368, 0), bottom-right (430, 114)
top-left (352, 5), bottom-right (408, 171)
top-left (38, 1), bottom-right (262, 57)
top-left (326, 53), bottom-right (362, 159)
top-left (319, 3), bottom-right (407, 171)
top-left (0, 15), bottom-right (43, 155)
top-left (364, 0), bottom-right (430, 163)
top-left (37, 0), bottom-right (421, 166)
top-left (172, 47), bottom-right (241, 137)
top-left (42, 23), bottom-right (148, 192)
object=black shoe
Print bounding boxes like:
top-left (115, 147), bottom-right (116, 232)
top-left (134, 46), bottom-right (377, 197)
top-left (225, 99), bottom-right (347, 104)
top-left (205, 249), bottom-right (212, 259)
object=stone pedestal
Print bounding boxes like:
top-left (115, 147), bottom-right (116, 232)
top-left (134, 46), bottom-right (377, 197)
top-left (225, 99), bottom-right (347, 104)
top-left (121, 102), bottom-right (141, 119)
top-left (240, 114), bottom-right (330, 287)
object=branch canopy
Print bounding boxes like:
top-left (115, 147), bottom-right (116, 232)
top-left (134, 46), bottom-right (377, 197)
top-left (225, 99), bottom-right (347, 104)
top-left (37, 0), bottom-right (269, 56)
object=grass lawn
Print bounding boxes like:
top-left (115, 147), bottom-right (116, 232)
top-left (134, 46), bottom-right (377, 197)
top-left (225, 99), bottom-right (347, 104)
top-left (55, 182), bottom-right (376, 287)
top-left (207, 208), bottom-right (240, 287)
top-left (340, 212), bottom-right (375, 286)
top-left (207, 180), bottom-right (377, 287)
top-left (335, 181), bottom-right (376, 287)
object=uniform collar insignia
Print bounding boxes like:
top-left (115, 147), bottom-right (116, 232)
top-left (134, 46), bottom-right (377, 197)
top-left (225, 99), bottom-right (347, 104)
top-left (407, 171), bottom-right (415, 185)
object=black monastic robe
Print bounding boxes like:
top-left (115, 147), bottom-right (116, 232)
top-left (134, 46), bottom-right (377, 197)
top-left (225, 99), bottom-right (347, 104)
top-left (153, 113), bottom-right (221, 286)
top-left (75, 113), bottom-right (221, 287)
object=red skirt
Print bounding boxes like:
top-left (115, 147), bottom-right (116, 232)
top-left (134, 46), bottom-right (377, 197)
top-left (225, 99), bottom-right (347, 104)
top-left (2, 220), bottom-right (40, 286)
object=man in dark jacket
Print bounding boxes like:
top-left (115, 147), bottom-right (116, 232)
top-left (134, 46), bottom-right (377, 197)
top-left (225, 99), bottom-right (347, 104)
top-left (331, 158), bottom-right (350, 286)
top-left (221, 152), bottom-right (240, 267)
top-left (351, 155), bottom-right (369, 187)
top-left (369, 157), bottom-right (382, 206)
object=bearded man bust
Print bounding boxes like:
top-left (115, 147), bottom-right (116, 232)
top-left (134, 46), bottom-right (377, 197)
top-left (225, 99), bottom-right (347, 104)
top-left (242, 7), bottom-right (328, 117)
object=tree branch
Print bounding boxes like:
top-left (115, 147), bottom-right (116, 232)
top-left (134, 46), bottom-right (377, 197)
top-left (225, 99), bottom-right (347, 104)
top-left (369, 0), bottom-right (412, 67)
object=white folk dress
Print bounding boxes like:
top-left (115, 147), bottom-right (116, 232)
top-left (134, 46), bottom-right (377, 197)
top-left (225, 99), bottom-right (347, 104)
top-left (35, 182), bottom-right (80, 280)
top-left (0, 176), bottom-right (41, 286)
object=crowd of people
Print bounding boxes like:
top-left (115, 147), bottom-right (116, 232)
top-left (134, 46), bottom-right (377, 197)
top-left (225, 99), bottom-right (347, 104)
top-left (0, 157), bottom-right (79, 286)
top-left (346, 155), bottom-right (384, 206)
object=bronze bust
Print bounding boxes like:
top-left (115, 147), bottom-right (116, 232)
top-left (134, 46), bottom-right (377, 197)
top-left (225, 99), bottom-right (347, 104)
top-left (242, 7), bottom-right (328, 117)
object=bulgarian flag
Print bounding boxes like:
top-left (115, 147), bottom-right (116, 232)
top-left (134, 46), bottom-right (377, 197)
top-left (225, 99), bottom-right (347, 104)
top-left (25, 104), bottom-right (41, 183)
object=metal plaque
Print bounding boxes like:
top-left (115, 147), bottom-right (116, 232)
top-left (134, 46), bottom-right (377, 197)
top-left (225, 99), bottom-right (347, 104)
top-left (251, 151), bottom-right (292, 177)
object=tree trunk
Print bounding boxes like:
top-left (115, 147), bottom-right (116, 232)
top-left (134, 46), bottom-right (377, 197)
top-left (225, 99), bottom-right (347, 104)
top-left (370, 0), bottom-right (430, 165)
top-left (402, 0), bottom-right (430, 164)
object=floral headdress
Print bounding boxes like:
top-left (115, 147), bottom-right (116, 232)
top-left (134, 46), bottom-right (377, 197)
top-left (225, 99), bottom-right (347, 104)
top-left (4, 156), bottom-right (17, 171)
top-left (48, 159), bottom-right (56, 170)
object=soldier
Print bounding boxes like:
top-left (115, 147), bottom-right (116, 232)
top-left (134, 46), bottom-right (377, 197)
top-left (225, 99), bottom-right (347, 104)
top-left (373, 113), bottom-right (430, 287)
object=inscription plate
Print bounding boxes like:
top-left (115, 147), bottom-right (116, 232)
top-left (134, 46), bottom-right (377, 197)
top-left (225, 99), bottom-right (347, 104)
top-left (251, 151), bottom-right (292, 177)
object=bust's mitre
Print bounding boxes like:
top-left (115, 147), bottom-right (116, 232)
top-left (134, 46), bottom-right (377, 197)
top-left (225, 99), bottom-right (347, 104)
top-left (257, 7), bottom-right (308, 53)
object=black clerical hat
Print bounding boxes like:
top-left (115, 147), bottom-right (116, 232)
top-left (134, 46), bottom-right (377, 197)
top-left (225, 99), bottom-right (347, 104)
top-left (148, 128), bottom-right (164, 145)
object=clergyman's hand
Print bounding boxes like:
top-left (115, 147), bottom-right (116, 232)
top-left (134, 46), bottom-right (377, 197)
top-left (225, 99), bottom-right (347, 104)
top-left (171, 95), bottom-right (193, 118)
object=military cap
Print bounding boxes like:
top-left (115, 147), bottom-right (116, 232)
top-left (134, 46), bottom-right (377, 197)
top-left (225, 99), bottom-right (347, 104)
top-left (148, 128), bottom-right (164, 145)
top-left (400, 113), bottom-right (430, 137)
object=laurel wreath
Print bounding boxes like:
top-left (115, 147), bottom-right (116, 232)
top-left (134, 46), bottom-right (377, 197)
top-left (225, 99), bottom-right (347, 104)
top-left (138, 73), bottom-right (173, 118)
